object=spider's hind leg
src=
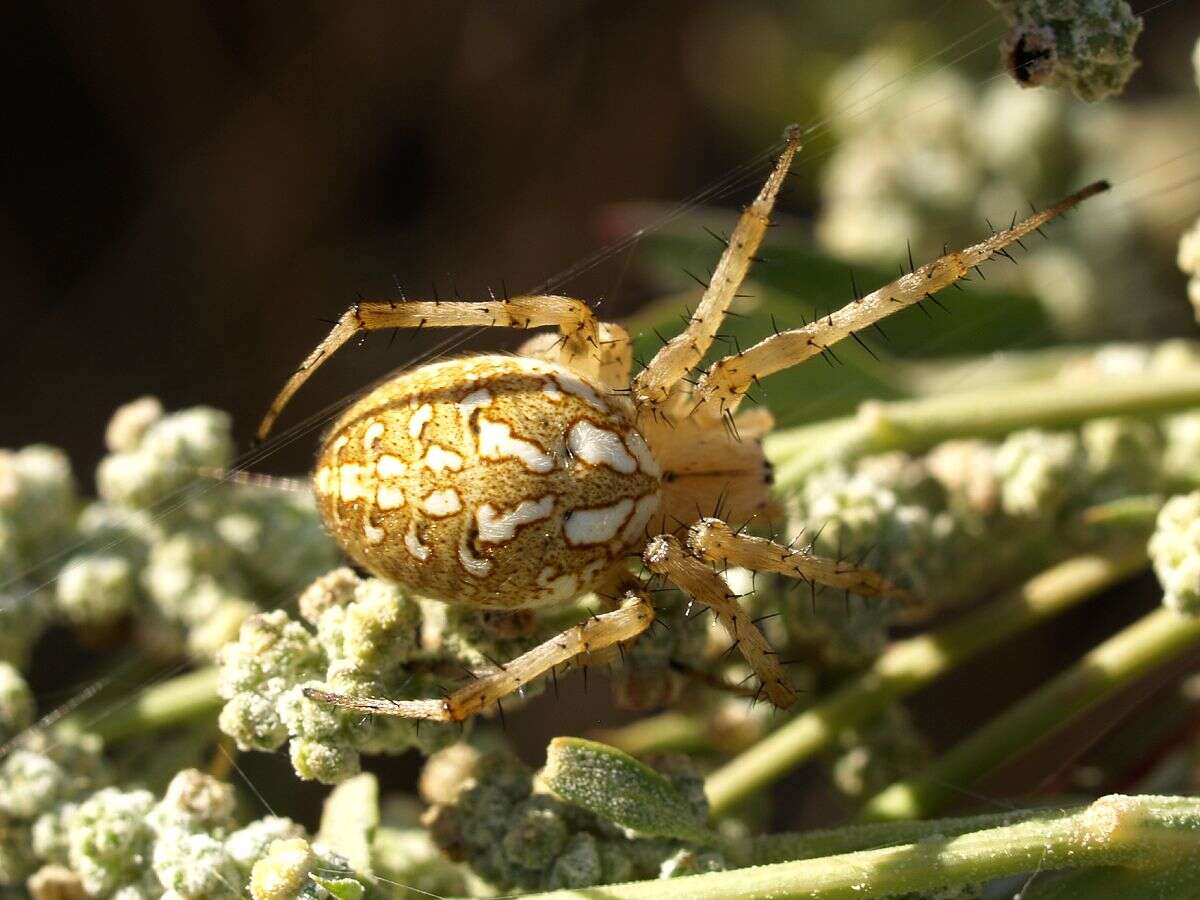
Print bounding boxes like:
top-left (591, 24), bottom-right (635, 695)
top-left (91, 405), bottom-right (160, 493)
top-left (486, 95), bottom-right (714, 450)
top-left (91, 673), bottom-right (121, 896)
top-left (642, 533), bottom-right (798, 709)
top-left (685, 517), bottom-right (917, 605)
top-left (305, 589), bottom-right (656, 723)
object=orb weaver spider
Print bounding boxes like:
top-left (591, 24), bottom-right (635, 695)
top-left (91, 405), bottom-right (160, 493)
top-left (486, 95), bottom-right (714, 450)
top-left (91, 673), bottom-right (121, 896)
top-left (257, 125), bottom-right (1107, 722)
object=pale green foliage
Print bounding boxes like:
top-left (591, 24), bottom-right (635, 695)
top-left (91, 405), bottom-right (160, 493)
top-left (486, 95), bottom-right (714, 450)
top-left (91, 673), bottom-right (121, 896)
top-left (0, 398), bottom-right (338, 670)
top-left (994, 429), bottom-right (1086, 517)
top-left (248, 838), bottom-right (362, 900)
top-left (1179, 216), bottom-right (1200, 320)
top-left (217, 573), bottom-right (464, 783)
top-left (1150, 491), bottom-right (1200, 614)
top-left (988, 0), bottom-right (1143, 101)
top-left (0, 729), bottom-right (107, 884)
top-left (419, 743), bottom-right (719, 892)
top-left (815, 40), bottom-right (1159, 338)
top-left (5, 766), bottom-right (368, 898)
top-left (0, 445), bottom-right (78, 667)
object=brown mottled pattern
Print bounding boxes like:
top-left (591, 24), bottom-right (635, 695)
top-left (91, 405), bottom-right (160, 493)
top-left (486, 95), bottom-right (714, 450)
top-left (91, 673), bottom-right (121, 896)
top-left (314, 355), bottom-right (661, 609)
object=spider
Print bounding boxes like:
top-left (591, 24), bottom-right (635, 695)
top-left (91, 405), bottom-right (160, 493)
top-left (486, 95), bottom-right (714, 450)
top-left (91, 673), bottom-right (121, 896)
top-left (256, 125), bottom-right (1107, 722)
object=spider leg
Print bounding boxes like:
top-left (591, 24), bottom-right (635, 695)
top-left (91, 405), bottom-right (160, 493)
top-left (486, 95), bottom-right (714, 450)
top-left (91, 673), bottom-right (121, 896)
top-left (257, 294), bottom-right (601, 440)
top-left (630, 126), bottom-right (803, 410)
top-left (304, 590), bottom-right (655, 722)
top-left (685, 517), bottom-right (916, 605)
top-left (517, 321), bottom-right (633, 390)
top-left (642, 533), bottom-right (798, 709)
top-left (689, 181), bottom-right (1111, 425)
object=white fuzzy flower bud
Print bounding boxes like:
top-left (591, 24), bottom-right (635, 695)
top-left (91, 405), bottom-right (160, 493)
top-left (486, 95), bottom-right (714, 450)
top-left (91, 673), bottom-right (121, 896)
top-left (55, 555), bottom-right (135, 625)
top-left (0, 661), bottom-right (33, 745)
top-left (1150, 492), bottom-right (1200, 614)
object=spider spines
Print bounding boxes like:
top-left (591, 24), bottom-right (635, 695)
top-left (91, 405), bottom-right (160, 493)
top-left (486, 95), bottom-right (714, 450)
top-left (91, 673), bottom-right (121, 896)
top-left (924, 293), bottom-right (949, 313)
top-left (973, 265), bottom-right (987, 281)
top-left (849, 329), bottom-right (879, 361)
top-left (702, 225), bottom-right (730, 247)
top-left (682, 268), bottom-right (711, 290)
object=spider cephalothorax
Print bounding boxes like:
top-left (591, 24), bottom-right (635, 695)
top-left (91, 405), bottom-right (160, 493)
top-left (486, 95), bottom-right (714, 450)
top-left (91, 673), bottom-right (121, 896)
top-left (258, 125), bottom-right (1107, 722)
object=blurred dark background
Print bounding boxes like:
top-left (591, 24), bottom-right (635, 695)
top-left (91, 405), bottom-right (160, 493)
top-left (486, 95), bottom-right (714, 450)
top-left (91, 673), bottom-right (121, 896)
top-left (4, 1), bottom-right (1192, 480)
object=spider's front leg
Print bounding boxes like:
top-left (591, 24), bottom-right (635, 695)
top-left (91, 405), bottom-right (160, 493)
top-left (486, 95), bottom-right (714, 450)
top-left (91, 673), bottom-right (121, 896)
top-left (685, 517), bottom-right (916, 605)
top-left (304, 590), bottom-right (655, 723)
top-left (257, 293), bottom-right (603, 441)
top-left (689, 180), bottom-right (1111, 423)
top-left (642, 533), bottom-right (799, 709)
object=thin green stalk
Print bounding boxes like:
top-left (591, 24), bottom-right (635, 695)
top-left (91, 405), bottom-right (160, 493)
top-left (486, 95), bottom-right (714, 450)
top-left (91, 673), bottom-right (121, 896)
top-left (59, 665), bottom-right (221, 743)
top-left (517, 795), bottom-right (1200, 900)
top-left (766, 370), bottom-right (1200, 485)
top-left (592, 712), bottom-right (712, 756)
top-left (704, 546), bottom-right (1146, 817)
top-left (860, 603), bottom-right (1200, 821)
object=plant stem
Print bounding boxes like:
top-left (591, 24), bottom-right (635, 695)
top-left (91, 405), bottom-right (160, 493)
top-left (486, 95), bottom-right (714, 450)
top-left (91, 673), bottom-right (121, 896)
top-left (859, 603), bottom-right (1200, 821)
top-left (59, 665), bottom-right (221, 743)
top-left (517, 795), bottom-right (1200, 900)
top-left (766, 370), bottom-right (1200, 485)
top-left (704, 546), bottom-right (1146, 817)
top-left (591, 712), bottom-right (712, 756)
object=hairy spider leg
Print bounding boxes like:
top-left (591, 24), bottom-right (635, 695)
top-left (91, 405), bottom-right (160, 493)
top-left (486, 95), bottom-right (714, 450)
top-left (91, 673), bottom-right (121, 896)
top-left (630, 126), bottom-right (803, 410)
top-left (257, 294), bottom-right (603, 441)
top-left (305, 590), bottom-right (655, 722)
top-left (688, 181), bottom-right (1112, 424)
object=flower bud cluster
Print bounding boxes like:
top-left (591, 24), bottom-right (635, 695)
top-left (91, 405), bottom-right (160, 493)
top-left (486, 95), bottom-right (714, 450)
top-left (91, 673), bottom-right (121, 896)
top-left (1179, 216), bottom-right (1200, 321)
top-left (0, 445), bottom-right (79, 667)
top-left (0, 729), bottom-right (108, 886)
top-left (785, 408), bottom-right (1180, 669)
top-left (5, 766), bottom-right (364, 899)
top-left (419, 744), bottom-right (718, 892)
top-left (1150, 491), bottom-right (1200, 615)
top-left (0, 662), bottom-right (33, 746)
top-left (988, 0), bottom-right (1143, 101)
top-left (0, 398), bottom-right (339, 670)
top-left (814, 41), bottom-right (1158, 339)
top-left (217, 569), bottom-right (524, 783)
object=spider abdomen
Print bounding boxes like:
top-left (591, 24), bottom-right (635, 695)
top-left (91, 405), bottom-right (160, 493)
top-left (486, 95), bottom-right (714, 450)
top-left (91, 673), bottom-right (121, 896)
top-left (314, 355), bottom-right (661, 609)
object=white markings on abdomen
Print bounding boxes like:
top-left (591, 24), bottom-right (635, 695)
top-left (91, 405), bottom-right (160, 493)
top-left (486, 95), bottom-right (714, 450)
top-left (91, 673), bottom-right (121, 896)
top-left (555, 373), bottom-right (608, 412)
top-left (408, 404), bottom-right (434, 439)
top-left (458, 388), bottom-right (493, 417)
top-left (458, 543), bottom-right (493, 577)
top-left (404, 520), bottom-right (430, 560)
top-left (478, 417), bottom-right (554, 473)
top-left (568, 421), bottom-right (637, 474)
top-left (564, 497), bottom-right (635, 546)
top-left (423, 444), bottom-right (464, 473)
top-left (422, 489), bottom-right (463, 518)
top-left (476, 495), bottom-right (555, 543)
top-left (622, 492), bottom-right (661, 543)
top-left (623, 430), bottom-right (662, 478)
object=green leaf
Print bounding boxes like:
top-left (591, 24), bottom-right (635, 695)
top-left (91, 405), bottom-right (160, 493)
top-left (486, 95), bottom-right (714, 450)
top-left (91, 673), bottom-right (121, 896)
top-left (541, 737), bottom-right (717, 845)
top-left (310, 874), bottom-right (366, 900)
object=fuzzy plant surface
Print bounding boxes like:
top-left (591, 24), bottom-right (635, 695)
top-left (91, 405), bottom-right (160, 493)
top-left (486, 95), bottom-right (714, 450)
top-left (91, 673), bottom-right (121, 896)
top-left (7, 764), bottom-right (366, 899)
top-left (987, 0), bottom-right (1144, 101)
top-left (0, 399), bottom-right (339, 668)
